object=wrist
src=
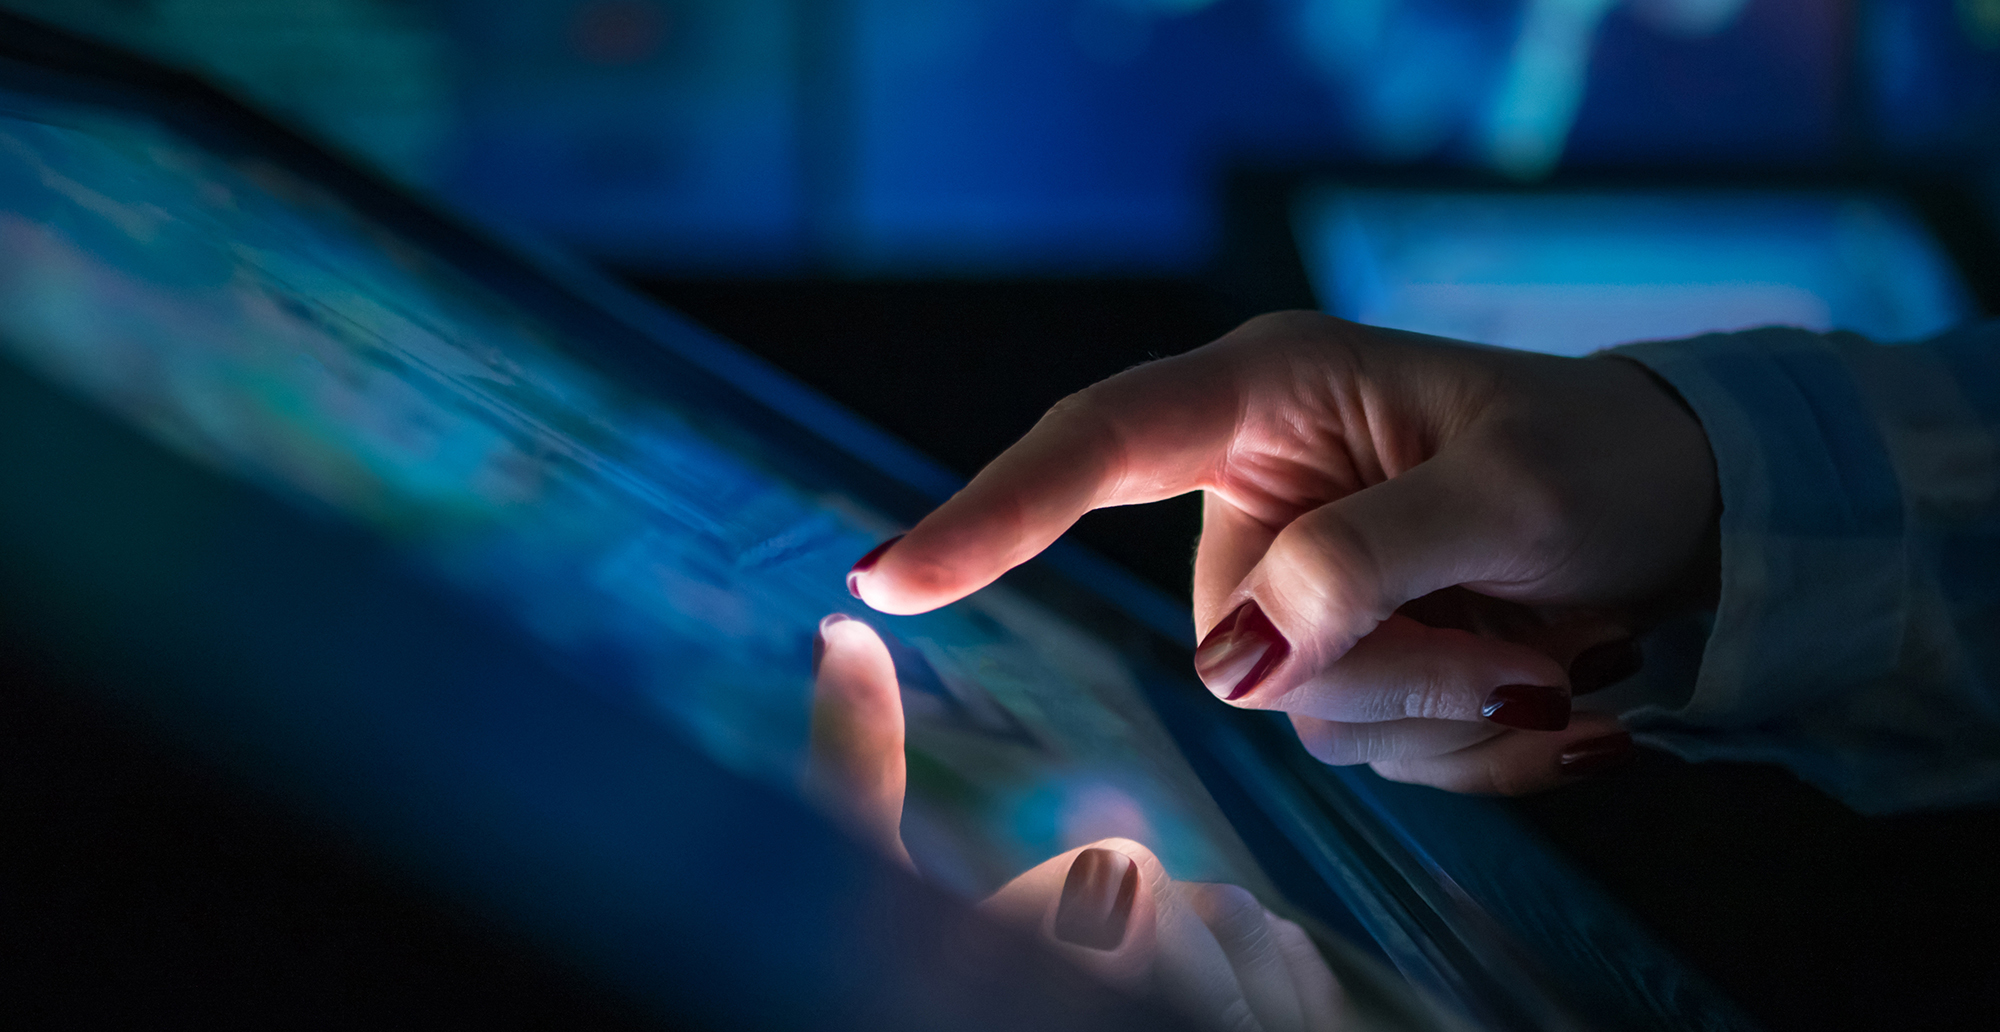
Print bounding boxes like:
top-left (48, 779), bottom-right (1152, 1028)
top-left (1597, 354), bottom-right (1721, 624)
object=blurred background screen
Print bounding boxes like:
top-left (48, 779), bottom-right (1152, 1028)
top-left (2, 0), bottom-right (1995, 278)
top-left (1296, 187), bottom-right (1979, 354)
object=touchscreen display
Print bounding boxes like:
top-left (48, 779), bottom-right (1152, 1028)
top-left (1297, 187), bottom-right (1978, 356)
top-left (0, 90), bottom-right (1272, 904)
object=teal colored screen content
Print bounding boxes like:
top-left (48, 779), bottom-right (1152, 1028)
top-left (0, 89), bottom-right (1276, 905)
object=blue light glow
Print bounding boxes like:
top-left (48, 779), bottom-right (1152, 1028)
top-left (1298, 188), bottom-right (1979, 354)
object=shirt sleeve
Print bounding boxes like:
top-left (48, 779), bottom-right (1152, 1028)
top-left (1606, 322), bottom-right (2000, 813)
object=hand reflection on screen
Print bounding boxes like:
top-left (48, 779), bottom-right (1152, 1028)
top-left (804, 614), bottom-right (1349, 1032)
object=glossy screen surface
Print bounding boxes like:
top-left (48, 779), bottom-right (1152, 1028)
top-left (1298, 187), bottom-right (1979, 356)
top-left (0, 88), bottom-right (1272, 902)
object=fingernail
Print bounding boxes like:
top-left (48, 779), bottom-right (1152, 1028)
top-left (846, 535), bottom-right (903, 599)
top-left (1053, 847), bottom-right (1139, 951)
top-left (1559, 732), bottom-right (1636, 776)
top-left (811, 613), bottom-right (853, 676)
top-left (1194, 600), bottom-right (1291, 701)
top-left (1570, 638), bottom-right (1642, 696)
top-left (1482, 684), bottom-right (1571, 731)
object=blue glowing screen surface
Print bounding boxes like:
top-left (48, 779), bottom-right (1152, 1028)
top-left (1297, 187), bottom-right (1979, 356)
top-left (0, 90), bottom-right (1275, 902)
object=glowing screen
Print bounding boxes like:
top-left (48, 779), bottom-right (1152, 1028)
top-left (0, 89), bottom-right (1275, 904)
top-left (1298, 186), bottom-right (1979, 356)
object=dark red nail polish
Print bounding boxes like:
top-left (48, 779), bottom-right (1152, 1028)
top-left (1194, 600), bottom-right (1290, 701)
top-left (1053, 847), bottom-right (1138, 950)
top-left (846, 535), bottom-right (903, 598)
top-left (1559, 732), bottom-right (1636, 776)
top-left (1482, 684), bottom-right (1571, 730)
top-left (1570, 638), bottom-right (1642, 696)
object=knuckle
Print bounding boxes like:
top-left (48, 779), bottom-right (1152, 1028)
top-left (1209, 881), bottom-right (1259, 914)
top-left (1399, 668), bottom-right (1469, 721)
top-left (1239, 309), bottom-right (1337, 339)
top-left (1044, 384), bottom-right (1102, 421)
top-left (1086, 837), bottom-right (1160, 873)
top-left (1045, 385), bottom-right (1130, 471)
top-left (1214, 999), bottom-right (1261, 1032)
top-left (1274, 511), bottom-right (1391, 628)
top-left (1399, 691), bottom-right (1442, 721)
top-left (1191, 881), bottom-right (1264, 930)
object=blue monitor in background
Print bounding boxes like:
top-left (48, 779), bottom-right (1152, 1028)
top-left (1294, 187), bottom-right (1981, 356)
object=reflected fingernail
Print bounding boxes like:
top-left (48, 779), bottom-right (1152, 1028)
top-left (1194, 600), bottom-right (1290, 702)
top-left (1559, 732), bottom-right (1636, 776)
top-left (846, 535), bottom-right (904, 598)
top-left (811, 613), bottom-right (853, 676)
top-left (1054, 848), bottom-right (1139, 951)
top-left (1482, 684), bottom-right (1571, 731)
top-left (1570, 638), bottom-right (1642, 696)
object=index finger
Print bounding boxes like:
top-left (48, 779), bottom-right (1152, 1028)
top-left (850, 350), bottom-right (1241, 615)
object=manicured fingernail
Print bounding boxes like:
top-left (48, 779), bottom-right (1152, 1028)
top-left (1559, 732), bottom-right (1636, 776)
top-left (1570, 638), bottom-right (1642, 695)
top-left (1053, 847), bottom-right (1138, 951)
top-left (846, 535), bottom-right (903, 598)
top-left (1193, 600), bottom-right (1290, 701)
top-left (1482, 684), bottom-right (1571, 731)
top-left (811, 613), bottom-right (853, 676)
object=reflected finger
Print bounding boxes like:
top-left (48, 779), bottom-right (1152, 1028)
top-left (804, 614), bottom-right (911, 866)
top-left (981, 838), bottom-right (1164, 993)
top-left (1268, 917), bottom-right (1346, 1032)
top-left (1185, 882), bottom-right (1304, 1032)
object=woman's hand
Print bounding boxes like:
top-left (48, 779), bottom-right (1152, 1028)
top-left (846, 313), bottom-right (1718, 794)
top-left (806, 614), bottom-right (1348, 1032)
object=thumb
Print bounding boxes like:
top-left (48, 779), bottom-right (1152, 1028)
top-left (1194, 442), bottom-right (1570, 718)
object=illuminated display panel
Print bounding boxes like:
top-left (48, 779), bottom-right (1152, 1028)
top-left (1296, 187), bottom-right (1979, 356)
top-left (0, 88), bottom-right (1273, 903)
